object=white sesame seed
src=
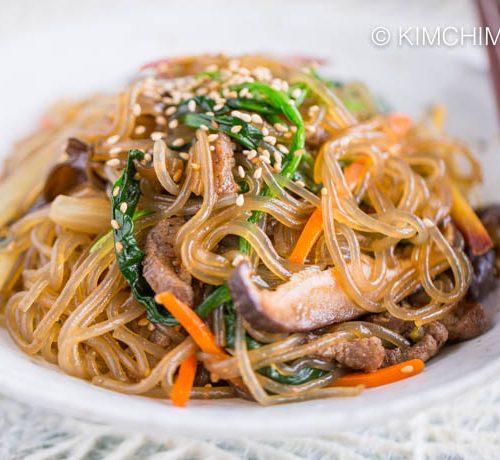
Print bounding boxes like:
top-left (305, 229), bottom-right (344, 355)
top-left (106, 158), bottom-right (121, 167)
top-left (115, 241), bottom-right (124, 253)
top-left (191, 162), bottom-right (200, 170)
top-left (259, 155), bottom-right (272, 164)
top-left (274, 123), bottom-right (288, 133)
top-left (168, 119), bottom-right (179, 129)
top-left (200, 124), bottom-right (209, 131)
top-left (247, 150), bottom-right (258, 160)
top-left (213, 103), bottom-right (224, 111)
top-left (112, 186), bottom-right (120, 197)
top-left (260, 149), bottom-right (271, 158)
top-left (321, 187), bottom-right (328, 196)
top-left (150, 131), bottom-right (165, 141)
top-left (236, 194), bottom-right (245, 206)
top-left (144, 153), bottom-right (152, 162)
top-left (188, 100), bottom-right (196, 112)
top-left (119, 202), bottom-right (128, 213)
top-left (308, 105), bottom-right (319, 116)
top-left (251, 114), bottom-right (263, 124)
top-left (156, 115), bottom-right (167, 125)
top-left (239, 87), bottom-right (250, 98)
top-left (306, 125), bottom-right (317, 134)
top-left (237, 165), bottom-right (245, 178)
top-left (132, 103), bottom-right (142, 116)
top-left (231, 125), bottom-right (243, 133)
top-left (111, 219), bottom-right (120, 230)
top-left (134, 125), bottom-right (146, 135)
top-left (423, 218), bottom-right (434, 228)
top-left (165, 106), bottom-right (176, 116)
top-left (400, 365), bottom-right (414, 374)
top-left (209, 145), bottom-right (215, 151)
top-left (106, 134), bottom-right (120, 145)
top-left (232, 254), bottom-right (245, 266)
top-left (179, 152), bottom-right (190, 160)
top-left (109, 146), bottom-right (122, 155)
top-left (273, 151), bottom-right (282, 163)
top-left (262, 127), bottom-right (269, 136)
top-left (172, 138), bottom-right (185, 147)
top-left (291, 88), bottom-right (302, 99)
top-left (295, 180), bottom-right (306, 188)
top-left (206, 111), bottom-right (215, 116)
top-left (263, 135), bottom-right (277, 145)
top-left (277, 144), bottom-right (289, 154)
top-left (253, 167), bottom-right (263, 179)
top-left (207, 134), bottom-right (219, 142)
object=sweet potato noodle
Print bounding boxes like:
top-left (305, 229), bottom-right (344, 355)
top-left (0, 54), bottom-right (489, 405)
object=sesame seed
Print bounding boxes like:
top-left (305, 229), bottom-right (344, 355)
top-left (262, 127), bottom-right (269, 136)
top-left (253, 167), bottom-right (263, 179)
top-left (147, 323), bottom-right (155, 331)
top-left (179, 152), bottom-right (190, 160)
top-left (150, 131), bottom-right (165, 141)
top-left (231, 125), bottom-right (243, 133)
top-left (188, 100), bottom-right (196, 112)
top-left (295, 180), bottom-right (306, 188)
top-left (172, 138), bottom-right (185, 147)
top-left (200, 124), bottom-right (209, 131)
top-left (165, 106), bottom-right (176, 116)
top-left (260, 149), bottom-right (271, 158)
top-left (239, 87), bottom-right (250, 98)
top-left (231, 110), bottom-right (241, 118)
top-left (207, 134), bottom-right (219, 142)
top-left (119, 202), bottom-right (128, 213)
top-left (191, 162), bottom-right (200, 170)
top-left (247, 150), bottom-right (258, 160)
top-left (132, 103), bottom-right (142, 116)
top-left (134, 125), bottom-right (146, 135)
top-left (213, 103), bottom-right (224, 111)
top-left (284, 132), bottom-right (293, 139)
top-left (106, 158), bottom-right (121, 167)
top-left (321, 187), bottom-right (328, 196)
top-left (251, 114), bottom-right (263, 124)
top-left (273, 151), bottom-right (282, 163)
top-left (138, 318), bottom-right (149, 326)
top-left (232, 254), bottom-right (245, 266)
top-left (209, 145), bottom-right (215, 151)
top-left (277, 144), bottom-right (289, 154)
top-left (306, 125), bottom-right (317, 133)
top-left (111, 219), bottom-right (120, 230)
top-left (156, 115), bottom-right (167, 125)
top-left (236, 194), bottom-right (245, 206)
top-left (112, 186), bottom-right (120, 197)
top-left (274, 123), bottom-right (288, 133)
top-left (259, 155), bottom-right (271, 164)
top-left (106, 134), bottom-right (120, 145)
top-left (400, 365), bottom-right (414, 374)
top-left (423, 218), bottom-right (434, 228)
top-left (308, 105), bottom-right (319, 116)
top-left (109, 146), bottom-right (122, 155)
top-left (263, 135), bottom-right (277, 145)
top-left (291, 88), bottom-right (302, 99)
top-left (237, 165), bottom-right (245, 178)
top-left (115, 241), bottom-right (124, 253)
top-left (144, 153), bottom-right (152, 162)
top-left (205, 111), bottom-right (215, 116)
top-left (168, 119), bottom-right (179, 129)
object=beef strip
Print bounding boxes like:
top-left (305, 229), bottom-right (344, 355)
top-left (466, 248), bottom-right (496, 301)
top-left (312, 336), bottom-right (385, 371)
top-left (142, 218), bottom-right (194, 306)
top-left (211, 133), bottom-right (238, 195)
top-left (441, 301), bottom-right (488, 342)
top-left (383, 321), bottom-right (448, 367)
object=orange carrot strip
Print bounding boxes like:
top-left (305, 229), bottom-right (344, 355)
top-left (171, 354), bottom-right (197, 407)
top-left (289, 161), bottom-right (366, 264)
top-left (388, 113), bottom-right (412, 138)
top-left (156, 292), bottom-right (226, 357)
top-left (288, 207), bottom-right (324, 264)
top-left (313, 147), bottom-right (326, 184)
top-left (332, 359), bottom-right (425, 388)
top-left (450, 183), bottom-right (493, 256)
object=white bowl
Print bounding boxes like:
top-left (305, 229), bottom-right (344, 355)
top-left (0, 0), bottom-right (499, 437)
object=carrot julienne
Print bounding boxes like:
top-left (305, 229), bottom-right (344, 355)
top-left (331, 359), bottom-right (425, 388)
top-left (450, 183), bottom-right (493, 256)
top-left (171, 353), bottom-right (197, 407)
top-left (156, 292), bottom-right (226, 357)
top-left (289, 161), bottom-right (366, 264)
top-left (387, 113), bottom-right (412, 138)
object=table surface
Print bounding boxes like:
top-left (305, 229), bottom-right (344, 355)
top-left (1, 0), bottom-right (500, 458)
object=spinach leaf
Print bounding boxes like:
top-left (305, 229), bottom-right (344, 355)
top-left (111, 150), bottom-right (177, 325)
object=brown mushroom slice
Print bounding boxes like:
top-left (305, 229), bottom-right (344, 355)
top-left (229, 263), bottom-right (367, 332)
